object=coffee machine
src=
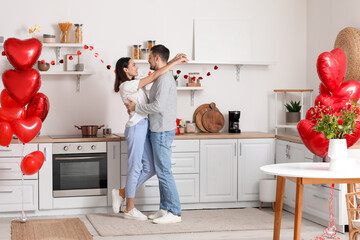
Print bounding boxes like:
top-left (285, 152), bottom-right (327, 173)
top-left (229, 111), bottom-right (241, 133)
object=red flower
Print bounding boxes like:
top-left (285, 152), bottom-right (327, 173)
top-left (207, 72), bottom-right (211, 76)
top-left (214, 65), bottom-right (218, 70)
top-left (177, 70), bottom-right (181, 74)
top-left (41, 60), bottom-right (45, 64)
top-left (184, 75), bottom-right (188, 79)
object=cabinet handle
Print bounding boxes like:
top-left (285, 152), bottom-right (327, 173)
top-left (171, 162), bottom-right (176, 166)
top-left (0, 149), bottom-right (11, 152)
top-left (113, 145), bottom-right (115, 159)
top-left (312, 194), bottom-right (328, 201)
top-left (171, 143), bottom-right (176, 148)
top-left (145, 184), bottom-right (159, 188)
top-left (44, 147), bottom-right (47, 162)
top-left (0, 190), bottom-right (13, 193)
top-left (0, 168), bottom-right (11, 171)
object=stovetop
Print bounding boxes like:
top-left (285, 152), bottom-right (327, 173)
top-left (49, 135), bottom-right (103, 139)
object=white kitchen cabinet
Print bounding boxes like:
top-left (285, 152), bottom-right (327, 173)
top-left (200, 139), bottom-right (237, 203)
top-left (38, 143), bottom-right (53, 210)
top-left (237, 138), bottom-right (275, 201)
top-left (107, 142), bottom-right (121, 206)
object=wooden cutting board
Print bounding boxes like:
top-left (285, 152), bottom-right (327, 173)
top-left (193, 103), bottom-right (220, 133)
top-left (202, 103), bottom-right (225, 133)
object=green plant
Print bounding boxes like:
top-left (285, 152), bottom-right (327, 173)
top-left (284, 100), bottom-right (301, 112)
top-left (312, 100), bottom-right (360, 139)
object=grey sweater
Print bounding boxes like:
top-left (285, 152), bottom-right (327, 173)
top-left (135, 71), bottom-right (177, 132)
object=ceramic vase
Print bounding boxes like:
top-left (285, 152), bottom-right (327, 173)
top-left (328, 139), bottom-right (354, 171)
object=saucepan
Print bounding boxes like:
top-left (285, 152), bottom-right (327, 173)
top-left (74, 125), bottom-right (104, 137)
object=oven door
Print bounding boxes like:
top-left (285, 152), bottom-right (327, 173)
top-left (53, 153), bottom-right (107, 197)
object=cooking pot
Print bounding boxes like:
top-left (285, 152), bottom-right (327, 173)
top-left (74, 125), bottom-right (104, 137)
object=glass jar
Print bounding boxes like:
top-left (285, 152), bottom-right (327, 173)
top-left (140, 48), bottom-right (150, 60)
top-left (74, 24), bottom-right (83, 43)
top-left (147, 40), bottom-right (156, 50)
top-left (133, 45), bottom-right (141, 59)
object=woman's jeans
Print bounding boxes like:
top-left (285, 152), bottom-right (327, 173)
top-left (150, 130), bottom-right (181, 215)
top-left (125, 118), bottom-right (155, 198)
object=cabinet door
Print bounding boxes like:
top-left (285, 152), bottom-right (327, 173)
top-left (38, 143), bottom-right (53, 210)
top-left (107, 142), bottom-right (121, 206)
top-left (238, 139), bottom-right (275, 201)
top-left (200, 139), bottom-right (237, 203)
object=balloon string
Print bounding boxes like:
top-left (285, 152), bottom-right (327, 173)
top-left (18, 140), bottom-right (27, 222)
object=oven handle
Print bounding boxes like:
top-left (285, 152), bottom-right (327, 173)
top-left (54, 156), bottom-right (102, 161)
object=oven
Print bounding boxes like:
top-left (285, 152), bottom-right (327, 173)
top-left (52, 142), bottom-right (107, 198)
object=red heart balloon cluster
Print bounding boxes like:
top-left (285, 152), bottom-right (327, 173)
top-left (0, 38), bottom-right (50, 175)
top-left (297, 48), bottom-right (360, 157)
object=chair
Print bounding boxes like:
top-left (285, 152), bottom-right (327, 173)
top-left (345, 191), bottom-right (360, 240)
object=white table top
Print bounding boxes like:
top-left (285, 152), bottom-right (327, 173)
top-left (260, 162), bottom-right (360, 179)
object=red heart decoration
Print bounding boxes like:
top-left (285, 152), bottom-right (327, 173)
top-left (0, 89), bottom-right (20, 108)
top-left (26, 93), bottom-right (50, 122)
top-left (12, 116), bottom-right (42, 144)
top-left (319, 83), bottom-right (331, 95)
top-left (2, 69), bottom-right (41, 107)
top-left (314, 94), bottom-right (334, 107)
top-left (4, 38), bottom-right (42, 70)
top-left (20, 151), bottom-right (44, 175)
top-left (333, 80), bottom-right (360, 102)
top-left (0, 106), bottom-right (26, 122)
top-left (0, 122), bottom-right (13, 147)
top-left (317, 48), bottom-right (346, 93)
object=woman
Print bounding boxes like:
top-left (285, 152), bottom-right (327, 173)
top-left (112, 54), bottom-right (188, 220)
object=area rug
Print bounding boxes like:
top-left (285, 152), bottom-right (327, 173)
top-left (87, 208), bottom-right (293, 237)
top-left (11, 218), bottom-right (92, 240)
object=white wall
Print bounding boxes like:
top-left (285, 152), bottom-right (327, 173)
top-left (307, 0), bottom-right (360, 95)
top-left (0, 0), bottom-right (307, 135)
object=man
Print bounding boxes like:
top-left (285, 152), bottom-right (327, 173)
top-left (125, 45), bottom-right (183, 224)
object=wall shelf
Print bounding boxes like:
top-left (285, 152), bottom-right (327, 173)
top-left (40, 71), bottom-right (95, 92)
top-left (177, 87), bottom-right (204, 106)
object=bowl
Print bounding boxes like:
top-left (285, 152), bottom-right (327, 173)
top-left (38, 61), bottom-right (50, 71)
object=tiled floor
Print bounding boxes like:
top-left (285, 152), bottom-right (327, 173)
top-left (0, 209), bottom-right (349, 240)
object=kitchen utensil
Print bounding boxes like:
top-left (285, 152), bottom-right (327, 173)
top-left (74, 125), bottom-right (104, 137)
top-left (193, 103), bottom-right (220, 133)
top-left (103, 128), bottom-right (112, 135)
top-left (202, 103), bottom-right (224, 133)
top-left (38, 61), bottom-right (50, 71)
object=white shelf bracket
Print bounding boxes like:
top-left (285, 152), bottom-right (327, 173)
top-left (56, 47), bottom-right (61, 65)
top-left (76, 75), bottom-right (81, 92)
top-left (190, 90), bottom-right (195, 106)
top-left (236, 64), bottom-right (243, 81)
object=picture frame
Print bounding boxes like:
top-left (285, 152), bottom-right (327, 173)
top-left (65, 54), bottom-right (79, 71)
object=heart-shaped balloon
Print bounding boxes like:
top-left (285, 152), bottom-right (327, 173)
top-left (2, 69), bottom-right (41, 107)
top-left (0, 122), bottom-right (13, 147)
top-left (333, 80), bottom-right (360, 102)
top-left (314, 94), bottom-right (334, 107)
top-left (20, 151), bottom-right (44, 175)
top-left (26, 93), bottom-right (50, 122)
top-left (0, 106), bottom-right (26, 122)
top-left (0, 89), bottom-right (20, 108)
top-left (4, 38), bottom-right (42, 70)
top-left (319, 83), bottom-right (331, 95)
top-left (317, 48), bottom-right (346, 93)
top-left (12, 116), bottom-right (42, 144)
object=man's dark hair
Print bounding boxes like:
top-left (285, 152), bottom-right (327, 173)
top-left (151, 45), bottom-right (170, 62)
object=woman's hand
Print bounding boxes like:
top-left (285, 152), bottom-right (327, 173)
top-left (169, 53), bottom-right (189, 65)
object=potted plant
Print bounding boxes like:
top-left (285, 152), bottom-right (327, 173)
top-left (285, 100), bottom-right (301, 124)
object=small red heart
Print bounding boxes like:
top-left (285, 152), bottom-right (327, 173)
top-left (40, 60), bottom-right (45, 64)
top-left (101, 59), bottom-right (104, 63)
top-left (89, 46), bottom-right (94, 51)
top-left (84, 45), bottom-right (89, 49)
top-left (1, 51), bottom-right (5, 56)
top-left (184, 75), bottom-right (188, 79)
top-left (12, 117), bottom-right (42, 144)
top-left (106, 65), bottom-right (111, 70)
top-left (2, 69), bottom-right (41, 107)
top-left (59, 59), bottom-right (64, 64)
top-left (214, 65), bottom-right (218, 70)
top-left (176, 70), bottom-right (181, 74)
top-left (94, 53), bottom-right (99, 58)
top-left (77, 50), bottom-right (82, 55)
top-left (207, 72), bottom-right (211, 76)
top-left (4, 38), bottom-right (42, 70)
top-left (69, 56), bottom-right (73, 60)
top-left (50, 61), bottom-right (55, 65)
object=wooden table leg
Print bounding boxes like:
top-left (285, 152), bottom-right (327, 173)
top-left (274, 176), bottom-right (286, 240)
top-left (347, 183), bottom-right (355, 240)
top-left (294, 178), bottom-right (304, 240)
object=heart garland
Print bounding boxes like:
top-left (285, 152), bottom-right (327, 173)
top-left (298, 48), bottom-right (360, 157)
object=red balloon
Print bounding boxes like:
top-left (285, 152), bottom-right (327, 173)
top-left (314, 94), bottom-right (334, 107)
top-left (20, 151), bottom-right (44, 175)
top-left (12, 117), bottom-right (42, 144)
top-left (2, 69), bottom-right (41, 107)
top-left (4, 38), bottom-right (42, 70)
top-left (0, 122), bottom-right (13, 147)
top-left (0, 106), bottom-right (25, 122)
top-left (26, 93), bottom-right (50, 122)
top-left (333, 80), bottom-right (360, 102)
top-left (0, 89), bottom-right (20, 108)
top-left (317, 48), bottom-right (346, 93)
top-left (319, 83), bottom-right (331, 95)
top-left (305, 107), bottom-right (316, 120)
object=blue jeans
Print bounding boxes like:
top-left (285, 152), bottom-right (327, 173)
top-left (150, 130), bottom-right (181, 215)
top-left (124, 118), bottom-right (155, 198)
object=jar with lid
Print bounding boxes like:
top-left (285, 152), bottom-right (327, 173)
top-left (140, 48), bottom-right (150, 60)
top-left (147, 40), bottom-right (156, 50)
top-left (185, 121), bottom-right (196, 133)
top-left (133, 45), bottom-right (141, 59)
top-left (74, 24), bottom-right (83, 43)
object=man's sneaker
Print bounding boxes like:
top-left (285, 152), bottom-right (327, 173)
top-left (148, 209), bottom-right (168, 220)
top-left (112, 189), bottom-right (125, 213)
top-left (153, 212), bottom-right (181, 224)
top-left (124, 208), bottom-right (148, 221)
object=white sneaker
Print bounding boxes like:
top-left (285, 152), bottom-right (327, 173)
top-left (112, 189), bottom-right (124, 214)
top-left (153, 212), bottom-right (181, 224)
top-left (148, 209), bottom-right (168, 220)
top-left (124, 208), bottom-right (148, 221)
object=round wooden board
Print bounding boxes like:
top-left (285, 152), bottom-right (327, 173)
top-left (193, 103), bottom-right (220, 132)
top-left (202, 104), bottom-right (225, 133)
